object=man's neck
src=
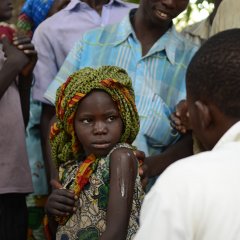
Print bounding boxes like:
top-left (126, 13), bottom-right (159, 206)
top-left (82, 0), bottom-right (110, 14)
top-left (132, 10), bottom-right (172, 56)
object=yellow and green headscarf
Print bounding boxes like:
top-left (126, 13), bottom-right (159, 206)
top-left (50, 66), bottom-right (139, 166)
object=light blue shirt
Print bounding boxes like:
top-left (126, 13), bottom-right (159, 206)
top-left (44, 13), bottom-right (198, 156)
top-left (32, 0), bottom-right (137, 103)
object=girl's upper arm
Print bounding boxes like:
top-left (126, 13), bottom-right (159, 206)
top-left (100, 147), bottom-right (138, 240)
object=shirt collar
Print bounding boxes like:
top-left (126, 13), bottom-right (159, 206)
top-left (213, 121), bottom-right (240, 150)
top-left (65, 0), bottom-right (128, 11)
top-left (147, 27), bottom-right (178, 64)
top-left (114, 10), bottom-right (177, 64)
top-left (113, 10), bottom-right (135, 44)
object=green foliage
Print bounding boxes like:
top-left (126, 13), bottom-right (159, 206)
top-left (185, 0), bottom-right (214, 22)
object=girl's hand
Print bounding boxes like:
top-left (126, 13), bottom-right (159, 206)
top-left (45, 180), bottom-right (77, 217)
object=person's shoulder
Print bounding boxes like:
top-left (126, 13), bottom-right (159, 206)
top-left (162, 145), bottom-right (240, 184)
top-left (159, 151), bottom-right (215, 182)
top-left (34, 5), bottom-right (68, 31)
top-left (108, 143), bottom-right (135, 163)
top-left (33, 14), bottom-right (55, 34)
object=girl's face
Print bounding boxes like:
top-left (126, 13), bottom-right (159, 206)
top-left (74, 90), bottom-right (123, 157)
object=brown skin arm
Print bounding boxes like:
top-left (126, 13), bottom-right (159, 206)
top-left (40, 103), bottom-right (58, 185)
top-left (100, 148), bottom-right (138, 240)
top-left (140, 134), bottom-right (193, 182)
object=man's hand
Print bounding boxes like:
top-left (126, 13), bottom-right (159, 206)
top-left (1, 35), bottom-right (37, 77)
top-left (170, 99), bottom-right (191, 134)
top-left (12, 35), bottom-right (37, 77)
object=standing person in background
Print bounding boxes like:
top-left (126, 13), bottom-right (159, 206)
top-left (32, 0), bottom-right (138, 183)
top-left (43, 0), bottom-right (198, 188)
top-left (0, 0), bottom-right (37, 239)
top-left (135, 29), bottom-right (240, 240)
top-left (182, 0), bottom-right (223, 45)
top-left (16, 1), bottom-right (70, 239)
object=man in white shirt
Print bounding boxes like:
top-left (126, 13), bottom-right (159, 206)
top-left (135, 29), bottom-right (240, 240)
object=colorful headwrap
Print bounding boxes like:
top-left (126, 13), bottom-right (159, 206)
top-left (51, 66), bottom-right (139, 166)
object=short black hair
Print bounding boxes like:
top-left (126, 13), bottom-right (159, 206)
top-left (186, 29), bottom-right (240, 118)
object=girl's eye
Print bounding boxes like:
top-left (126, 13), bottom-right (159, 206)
top-left (81, 118), bottom-right (92, 124)
top-left (107, 116), bottom-right (116, 122)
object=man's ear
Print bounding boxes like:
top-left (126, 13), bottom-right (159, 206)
top-left (194, 100), bottom-right (212, 129)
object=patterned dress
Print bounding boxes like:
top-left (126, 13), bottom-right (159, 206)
top-left (56, 143), bottom-right (144, 240)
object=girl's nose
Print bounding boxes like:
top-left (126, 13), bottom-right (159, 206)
top-left (93, 121), bottom-right (107, 134)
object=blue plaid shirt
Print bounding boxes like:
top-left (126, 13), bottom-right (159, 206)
top-left (44, 13), bottom-right (198, 156)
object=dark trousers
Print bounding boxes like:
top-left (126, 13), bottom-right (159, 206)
top-left (0, 193), bottom-right (28, 240)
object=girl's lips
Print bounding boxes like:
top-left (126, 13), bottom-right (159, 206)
top-left (91, 143), bottom-right (111, 149)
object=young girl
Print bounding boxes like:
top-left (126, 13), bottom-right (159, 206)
top-left (45, 66), bottom-right (144, 240)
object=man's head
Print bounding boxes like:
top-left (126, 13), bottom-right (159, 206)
top-left (138, 0), bottom-right (189, 27)
top-left (0, 0), bottom-right (13, 21)
top-left (186, 29), bottom-right (240, 150)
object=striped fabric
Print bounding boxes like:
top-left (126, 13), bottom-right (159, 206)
top-left (44, 12), bottom-right (198, 156)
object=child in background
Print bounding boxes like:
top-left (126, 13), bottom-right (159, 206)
top-left (45, 66), bottom-right (144, 240)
